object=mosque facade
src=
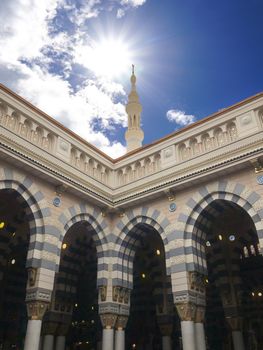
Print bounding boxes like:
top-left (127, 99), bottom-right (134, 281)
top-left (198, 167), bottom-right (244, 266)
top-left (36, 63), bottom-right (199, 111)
top-left (0, 71), bottom-right (263, 350)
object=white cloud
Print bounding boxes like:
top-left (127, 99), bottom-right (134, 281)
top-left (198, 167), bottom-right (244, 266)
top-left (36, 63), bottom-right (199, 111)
top-left (120, 0), bottom-right (147, 7)
top-left (65, 0), bottom-right (101, 26)
top-left (0, 0), bottom-right (60, 64)
top-left (166, 109), bottom-right (195, 127)
top-left (14, 65), bottom-right (126, 139)
top-left (117, 8), bottom-right (125, 18)
top-left (101, 141), bottom-right (126, 158)
top-left (0, 0), bottom-right (146, 158)
top-left (115, 0), bottom-right (146, 17)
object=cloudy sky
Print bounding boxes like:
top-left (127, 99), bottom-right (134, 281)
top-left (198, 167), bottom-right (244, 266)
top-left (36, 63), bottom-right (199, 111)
top-left (0, 0), bottom-right (263, 158)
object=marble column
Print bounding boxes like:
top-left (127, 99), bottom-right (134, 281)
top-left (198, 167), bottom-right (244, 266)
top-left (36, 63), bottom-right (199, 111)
top-left (55, 335), bottom-right (66, 350)
top-left (195, 306), bottom-right (206, 350)
top-left (195, 323), bottom-right (206, 350)
top-left (232, 330), bottom-right (245, 350)
top-left (24, 301), bottom-right (49, 350)
top-left (226, 316), bottom-right (245, 350)
top-left (181, 321), bottom-right (196, 350)
top-left (176, 302), bottom-right (197, 350)
top-left (115, 316), bottom-right (128, 350)
top-left (100, 314), bottom-right (117, 350)
top-left (97, 340), bottom-right (102, 350)
top-left (43, 335), bottom-right (54, 350)
top-left (24, 320), bottom-right (42, 350)
top-left (42, 319), bottom-right (58, 350)
top-left (158, 318), bottom-right (173, 350)
top-left (162, 335), bottom-right (172, 350)
top-left (102, 329), bottom-right (114, 350)
top-left (115, 329), bottom-right (125, 350)
top-left (55, 322), bottom-right (70, 350)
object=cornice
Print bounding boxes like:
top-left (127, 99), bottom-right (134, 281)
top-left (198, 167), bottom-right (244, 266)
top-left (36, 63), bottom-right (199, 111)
top-left (1, 130), bottom-right (262, 208)
top-left (0, 136), bottom-right (113, 206)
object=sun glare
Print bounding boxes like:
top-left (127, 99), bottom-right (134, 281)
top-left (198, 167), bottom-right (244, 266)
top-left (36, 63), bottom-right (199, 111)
top-left (86, 38), bottom-right (132, 78)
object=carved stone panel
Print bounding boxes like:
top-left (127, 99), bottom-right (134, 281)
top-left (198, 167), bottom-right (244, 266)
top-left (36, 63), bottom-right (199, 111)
top-left (99, 286), bottom-right (107, 302)
top-left (27, 267), bottom-right (37, 287)
top-left (188, 271), bottom-right (206, 294)
top-left (112, 286), bottom-right (130, 304)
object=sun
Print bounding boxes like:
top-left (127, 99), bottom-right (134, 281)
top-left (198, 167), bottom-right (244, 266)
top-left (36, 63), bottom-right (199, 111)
top-left (84, 37), bottom-right (133, 78)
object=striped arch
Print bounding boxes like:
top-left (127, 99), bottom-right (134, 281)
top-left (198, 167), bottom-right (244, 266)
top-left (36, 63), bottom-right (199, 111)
top-left (58, 204), bottom-right (110, 285)
top-left (175, 180), bottom-right (263, 276)
top-left (112, 207), bottom-right (174, 289)
top-left (0, 167), bottom-right (53, 270)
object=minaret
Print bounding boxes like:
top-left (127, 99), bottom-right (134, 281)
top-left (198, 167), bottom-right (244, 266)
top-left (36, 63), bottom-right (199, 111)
top-left (125, 65), bottom-right (144, 152)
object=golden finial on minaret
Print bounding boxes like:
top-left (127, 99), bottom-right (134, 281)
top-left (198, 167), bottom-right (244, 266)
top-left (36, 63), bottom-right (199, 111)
top-left (125, 65), bottom-right (144, 153)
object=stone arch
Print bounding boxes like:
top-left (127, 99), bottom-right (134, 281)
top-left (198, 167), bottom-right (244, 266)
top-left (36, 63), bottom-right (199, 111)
top-left (113, 207), bottom-right (174, 288)
top-left (175, 181), bottom-right (263, 276)
top-left (0, 167), bottom-right (52, 269)
top-left (58, 204), bottom-right (110, 285)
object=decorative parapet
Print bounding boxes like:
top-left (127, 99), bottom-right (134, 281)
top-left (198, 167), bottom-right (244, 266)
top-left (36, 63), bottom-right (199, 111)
top-left (0, 93), bottom-right (113, 189)
top-left (0, 85), bottom-right (263, 207)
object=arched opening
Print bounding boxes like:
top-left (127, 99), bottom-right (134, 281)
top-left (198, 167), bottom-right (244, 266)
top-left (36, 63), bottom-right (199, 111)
top-left (42, 220), bottom-right (101, 350)
top-left (124, 223), bottom-right (180, 350)
top-left (0, 189), bottom-right (32, 349)
top-left (194, 199), bottom-right (263, 350)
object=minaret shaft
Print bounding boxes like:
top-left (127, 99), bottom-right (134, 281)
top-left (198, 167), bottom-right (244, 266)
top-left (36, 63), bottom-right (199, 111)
top-left (125, 66), bottom-right (144, 152)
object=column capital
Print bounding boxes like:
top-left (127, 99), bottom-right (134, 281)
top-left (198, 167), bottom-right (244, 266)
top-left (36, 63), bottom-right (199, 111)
top-left (26, 301), bottom-right (49, 320)
top-left (56, 323), bottom-right (70, 336)
top-left (115, 315), bottom-right (128, 330)
top-left (159, 323), bottom-right (173, 336)
top-left (157, 314), bottom-right (173, 336)
top-left (175, 302), bottom-right (196, 322)
top-left (226, 316), bottom-right (243, 331)
top-left (100, 313), bottom-right (118, 329)
top-left (42, 321), bottom-right (57, 335)
top-left (195, 305), bottom-right (205, 323)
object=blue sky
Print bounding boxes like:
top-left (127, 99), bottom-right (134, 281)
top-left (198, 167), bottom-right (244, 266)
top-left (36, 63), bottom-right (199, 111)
top-left (0, 0), bottom-right (263, 157)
